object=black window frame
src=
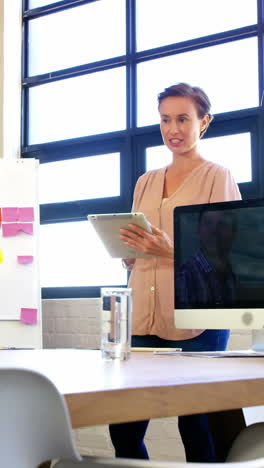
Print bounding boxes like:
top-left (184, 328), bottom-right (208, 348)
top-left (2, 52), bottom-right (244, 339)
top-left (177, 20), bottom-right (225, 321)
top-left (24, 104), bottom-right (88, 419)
top-left (21, 0), bottom-right (264, 298)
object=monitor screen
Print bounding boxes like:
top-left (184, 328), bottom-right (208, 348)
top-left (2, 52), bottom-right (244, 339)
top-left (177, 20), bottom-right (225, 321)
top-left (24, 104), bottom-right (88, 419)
top-left (174, 199), bottom-right (264, 330)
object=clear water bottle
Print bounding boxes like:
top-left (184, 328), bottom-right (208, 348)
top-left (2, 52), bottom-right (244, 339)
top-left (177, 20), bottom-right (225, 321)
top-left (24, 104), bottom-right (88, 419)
top-left (100, 287), bottom-right (132, 360)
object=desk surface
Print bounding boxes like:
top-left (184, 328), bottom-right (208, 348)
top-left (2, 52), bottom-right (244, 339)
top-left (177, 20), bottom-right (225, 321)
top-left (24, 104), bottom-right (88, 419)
top-left (0, 349), bottom-right (264, 428)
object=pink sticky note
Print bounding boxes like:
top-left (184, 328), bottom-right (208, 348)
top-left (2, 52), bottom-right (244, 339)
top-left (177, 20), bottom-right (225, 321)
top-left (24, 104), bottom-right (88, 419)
top-left (17, 223), bottom-right (33, 235)
top-left (2, 207), bottom-right (19, 222)
top-left (2, 223), bottom-right (33, 237)
top-left (20, 308), bottom-right (38, 325)
top-left (19, 207), bottom-right (34, 222)
top-left (2, 223), bottom-right (19, 237)
top-left (17, 255), bottom-right (34, 264)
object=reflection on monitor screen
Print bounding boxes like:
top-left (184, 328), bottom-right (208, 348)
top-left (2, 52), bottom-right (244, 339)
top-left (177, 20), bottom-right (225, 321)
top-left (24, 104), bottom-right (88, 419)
top-left (174, 199), bottom-right (264, 334)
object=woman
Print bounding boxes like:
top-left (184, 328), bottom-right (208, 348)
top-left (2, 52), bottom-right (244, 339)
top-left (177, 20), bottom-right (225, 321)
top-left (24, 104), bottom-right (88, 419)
top-left (109, 82), bottom-right (241, 462)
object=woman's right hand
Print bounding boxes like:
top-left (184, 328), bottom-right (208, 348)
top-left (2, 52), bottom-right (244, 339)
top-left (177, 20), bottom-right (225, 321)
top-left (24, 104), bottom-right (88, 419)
top-left (122, 258), bottom-right (135, 270)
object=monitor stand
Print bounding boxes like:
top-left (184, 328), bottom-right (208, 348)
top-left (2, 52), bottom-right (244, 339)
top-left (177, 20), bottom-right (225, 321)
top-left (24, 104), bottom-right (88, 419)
top-left (251, 330), bottom-right (264, 352)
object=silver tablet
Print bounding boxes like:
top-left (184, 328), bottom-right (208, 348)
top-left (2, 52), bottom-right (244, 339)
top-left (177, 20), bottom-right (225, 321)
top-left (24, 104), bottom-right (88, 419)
top-left (88, 212), bottom-right (152, 258)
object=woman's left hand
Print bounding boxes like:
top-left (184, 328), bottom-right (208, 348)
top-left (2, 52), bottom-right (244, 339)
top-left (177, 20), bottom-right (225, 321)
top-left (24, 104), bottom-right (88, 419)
top-left (120, 223), bottom-right (174, 259)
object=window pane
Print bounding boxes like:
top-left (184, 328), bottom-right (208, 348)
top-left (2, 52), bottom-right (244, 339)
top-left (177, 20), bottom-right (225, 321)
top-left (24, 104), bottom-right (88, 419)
top-left (29, 67), bottom-right (126, 144)
top-left (146, 133), bottom-right (251, 183)
top-left (137, 0), bottom-right (257, 51)
top-left (40, 221), bottom-right (126, 287)
top-left (199, 133), bottom-right (252, 183)
top-left (29, 0), bottom-right (60, 7)
top-left (146, 146), bottom-right (172, 171)
top-left (28, 0), bottom-right (125, 76)
top-left (137, 38), bottom-right (258, 126)
top-left (39, 153), bottom-right (120, 204)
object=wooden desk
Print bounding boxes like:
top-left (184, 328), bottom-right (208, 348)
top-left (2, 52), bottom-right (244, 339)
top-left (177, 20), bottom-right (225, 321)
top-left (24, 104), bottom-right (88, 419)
top-left (0, 348), bottom-right (263, 427)
top-left (2, 348), bottom-right (264, 462)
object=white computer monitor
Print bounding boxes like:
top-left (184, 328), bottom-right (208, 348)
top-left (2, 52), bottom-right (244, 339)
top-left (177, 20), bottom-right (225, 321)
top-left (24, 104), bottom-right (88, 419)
top-left (174, 199), bottom-right (264, 350)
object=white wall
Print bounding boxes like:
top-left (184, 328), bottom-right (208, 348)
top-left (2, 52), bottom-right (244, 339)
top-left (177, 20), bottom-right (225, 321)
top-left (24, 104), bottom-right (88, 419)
top-left (0, 0), bottom-right (4, 156)
top-left (0, 0), bottom-right (21, 159)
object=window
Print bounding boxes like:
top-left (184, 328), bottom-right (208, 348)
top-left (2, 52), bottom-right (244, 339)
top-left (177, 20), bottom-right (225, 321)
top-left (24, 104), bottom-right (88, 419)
top-left (146, 133), bottom-right (252, 183)
top-left (136, 0), bottom-right (257, 51)
top-left (137, 38), bottom-right (259, 126)
top-left (39, 153), bottom-right (120, 204)
top-left (40, 221), bottom-right (126, 288)
top-left (28, 0), bottom-right (125, 76)
top-left (29, 0), bottom-right (59, 7)
top-left (22, 0), bottom-right (264, 297)
top-left (29, 68), bottom-right (126, 144)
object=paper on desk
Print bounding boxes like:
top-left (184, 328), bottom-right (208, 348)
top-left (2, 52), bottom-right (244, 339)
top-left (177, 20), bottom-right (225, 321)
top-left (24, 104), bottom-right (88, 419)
top-left (133, 347), bottom-right (182, 352)
top-left (154, 350), bottom-right (264, 357)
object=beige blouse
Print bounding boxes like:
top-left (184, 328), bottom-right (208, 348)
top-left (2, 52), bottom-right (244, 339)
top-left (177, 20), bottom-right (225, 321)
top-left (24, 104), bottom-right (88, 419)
top-left (129, 160), bottom-right (242, 341)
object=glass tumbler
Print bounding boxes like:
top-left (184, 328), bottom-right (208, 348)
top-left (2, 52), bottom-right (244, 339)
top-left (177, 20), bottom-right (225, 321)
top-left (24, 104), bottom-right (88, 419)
top-left (100, 287), bottom-right (132, 360)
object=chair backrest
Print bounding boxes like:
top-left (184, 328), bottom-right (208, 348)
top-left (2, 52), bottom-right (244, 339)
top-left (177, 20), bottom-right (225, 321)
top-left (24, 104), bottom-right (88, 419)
top-left (0, 367), bottom-right (81, 468)
top-left (227, 423), bottom-right (264, 462)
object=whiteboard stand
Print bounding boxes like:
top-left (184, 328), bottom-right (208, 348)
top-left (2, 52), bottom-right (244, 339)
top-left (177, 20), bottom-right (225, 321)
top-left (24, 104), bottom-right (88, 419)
top-left (0, 159), bottom-right (42, 348)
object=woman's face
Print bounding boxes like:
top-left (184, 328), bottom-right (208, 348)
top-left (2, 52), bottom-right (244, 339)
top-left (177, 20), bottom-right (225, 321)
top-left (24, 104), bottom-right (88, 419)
top-left (159, 96), bottom-right (209, 157)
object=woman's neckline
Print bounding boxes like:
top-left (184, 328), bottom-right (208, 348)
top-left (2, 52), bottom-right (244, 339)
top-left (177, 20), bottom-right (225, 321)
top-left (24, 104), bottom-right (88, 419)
top-left (162, 159), bottom-right (209, 200)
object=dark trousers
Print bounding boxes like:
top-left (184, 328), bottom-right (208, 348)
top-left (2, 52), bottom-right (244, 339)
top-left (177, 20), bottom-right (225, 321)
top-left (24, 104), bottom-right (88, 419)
top-left (109, 329), bottom-right (230, 462)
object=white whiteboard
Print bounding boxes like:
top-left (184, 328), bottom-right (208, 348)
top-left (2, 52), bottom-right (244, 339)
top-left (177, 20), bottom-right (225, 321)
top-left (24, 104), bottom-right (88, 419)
top-left (0, 159), bottom-right (42, 348)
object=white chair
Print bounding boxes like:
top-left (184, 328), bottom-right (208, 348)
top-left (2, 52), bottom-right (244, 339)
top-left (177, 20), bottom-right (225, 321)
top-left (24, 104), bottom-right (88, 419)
top-left (54, 423), bottom-right (264, 467)
top-left (53, 456), bottom-right (264, 468)
top-left (0, 367), bottom-right (81, 468)
top-left (54, 421), bottom-right (264, 467)
top-left (226, 423), bottom-right (264, 462)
